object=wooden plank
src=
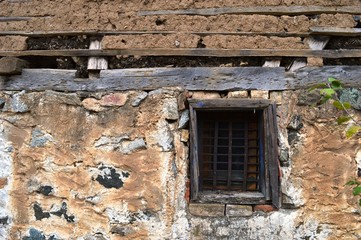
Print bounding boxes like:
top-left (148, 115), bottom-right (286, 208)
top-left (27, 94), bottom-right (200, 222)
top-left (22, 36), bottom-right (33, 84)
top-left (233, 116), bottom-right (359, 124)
top-left (1, 66), bottom-right (361, 92)
top-left (290, 66), bottom-right (361, 88)
top-left (1, 67), bottom-right (286, 91)
top-left (189, 105), bottom-right (199, 200)
top-left (189, 99), bottom-right (271, 109)
top-left (138, 6), bottom-right (361, 16)
top-left (310, 27), bottom-right (361, 36)
top-left (0, 30), bottom-right (308, 37)
top-left (0, 17), bottom-right (33, 22)
top-left (2, 48), bottom-right (361, 58)
top-left (267, 103), bottom-right (281, 208)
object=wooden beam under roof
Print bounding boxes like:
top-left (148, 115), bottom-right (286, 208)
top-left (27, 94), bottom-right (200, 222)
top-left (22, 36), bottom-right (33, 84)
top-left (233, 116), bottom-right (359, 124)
top-left (1, 48), bottom-right (361, 58)
top-left (138, 6), bottom-right (361, 16)
top-left (1, 66), bottom-right (361, 92)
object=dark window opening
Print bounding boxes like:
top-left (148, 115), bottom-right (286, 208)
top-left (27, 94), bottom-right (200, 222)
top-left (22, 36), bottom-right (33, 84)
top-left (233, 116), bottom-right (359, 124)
top-left (198, 111), bottom-right (263, 192)
top-left (189, 99), bottom-right (280, 207)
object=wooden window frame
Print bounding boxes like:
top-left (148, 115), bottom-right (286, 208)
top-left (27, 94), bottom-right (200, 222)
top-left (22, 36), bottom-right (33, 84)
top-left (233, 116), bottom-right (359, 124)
top-left (189, 99), bottom-right (280, 208)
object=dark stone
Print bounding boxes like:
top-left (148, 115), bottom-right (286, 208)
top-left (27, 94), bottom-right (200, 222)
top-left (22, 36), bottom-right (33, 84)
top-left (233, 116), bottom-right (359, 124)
top-left (50, 202), bottom-right (67, 217)
top-left (0, 216), bottom-right (8, 225)
top-left (33, 203), bottom-right (50, 220)
top-left (288, 130), bottom-right (300, 146)
top-left (358, 168), bottom-right (361, 178)
top-left (64, 213), bottom-right (75, 223)
top-left (279, 147), bottom-right (290, 167)
top-left (22, 228), bottom-right (46, 240)
top-left (287, 115), bottom-right (303, 130)
top-left (110, 226), bottom-right (126, 236)
top-left (95, 166), bottom-right (129, 189)
top-left (50, 202), bottom-right (74, 222)
top-left (297, 90), bottom-right (321, 106)
top-left (339, 88), bottom-right (361, 110)
top-left (36, 186), bottom-right (53, 196)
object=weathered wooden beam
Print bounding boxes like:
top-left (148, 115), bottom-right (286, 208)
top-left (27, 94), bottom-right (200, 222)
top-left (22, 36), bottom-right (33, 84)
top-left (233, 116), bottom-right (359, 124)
top-left (138, 6), bottom-right (361, 16)
top-left (0, 16), bottom-right (52, 22)
top-left (1, 49), bottom-right (361, 58)
top-left (310, 27), bottom-right (361, 36)
top-left (0, 30), bottom-right (308, 37)
top-left (0, 16), bottom-right (33, 22)
top-left (1, 66), bottom-right (361, 92)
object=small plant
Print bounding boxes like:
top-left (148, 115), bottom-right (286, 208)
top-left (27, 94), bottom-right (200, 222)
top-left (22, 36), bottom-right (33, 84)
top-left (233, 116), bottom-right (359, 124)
top-left (345, 180), bottom-right (361, 206)
top-left (309, 77), bottom-right (361, 138)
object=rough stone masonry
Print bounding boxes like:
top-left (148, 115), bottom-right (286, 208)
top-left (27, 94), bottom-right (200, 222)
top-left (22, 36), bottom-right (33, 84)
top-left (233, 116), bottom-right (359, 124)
top-left (0, 88), bottom-right (360, 239)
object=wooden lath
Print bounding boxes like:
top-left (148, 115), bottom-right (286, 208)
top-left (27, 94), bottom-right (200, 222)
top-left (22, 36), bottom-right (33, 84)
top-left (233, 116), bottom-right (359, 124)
top-left (310, 27), bottom-right (361, 36)
top-left (138, 6), bottom-right (361, 16)
top-left (1, 49), bottom-right (361, 58)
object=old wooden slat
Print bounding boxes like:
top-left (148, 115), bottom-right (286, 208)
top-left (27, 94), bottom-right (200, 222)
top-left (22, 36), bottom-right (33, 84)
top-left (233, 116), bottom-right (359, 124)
top-left (2, 49), bottom-right (361, 58)
top-left (310, 27), bottom-right (361, 36)
top-left (189, 104), bottom-right (199, 200)
top-left (1, 66), bottom-right (361, 92)
top-left (87, 40), bottom-right (108, 70)
top-left (290, 66), bottom-right (361, 88)
top-left (138, 6), bottom-right (361, 16)
top-left (267, 103), bottom-right (281, 208)
top-left (0, 16), bottom-right (33, 22)
top-left (188, 99), bottom-right (271, 109)
top-left (0, 30), bottom-right (308, 37)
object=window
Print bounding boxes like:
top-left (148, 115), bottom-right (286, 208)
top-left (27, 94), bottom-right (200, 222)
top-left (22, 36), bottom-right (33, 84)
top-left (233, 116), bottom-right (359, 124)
top-left (189, 99), bottom-right (280, 208)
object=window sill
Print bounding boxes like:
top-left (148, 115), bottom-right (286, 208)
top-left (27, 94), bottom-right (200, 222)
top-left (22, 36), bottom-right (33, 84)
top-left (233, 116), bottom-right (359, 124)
top-left (194, 191), bottom-right (267, 205)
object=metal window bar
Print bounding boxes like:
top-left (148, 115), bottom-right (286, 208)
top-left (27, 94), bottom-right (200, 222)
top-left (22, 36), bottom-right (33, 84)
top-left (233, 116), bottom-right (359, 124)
top-left (199, 111), bottom-right (260, 192)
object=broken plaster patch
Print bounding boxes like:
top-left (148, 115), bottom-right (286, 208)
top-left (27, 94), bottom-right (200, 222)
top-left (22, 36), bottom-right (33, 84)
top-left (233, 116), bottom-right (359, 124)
top-left (92, 165), bottom-right (130, 189)
top-left (94, 135), bottom-right (147, 154)
top-left (149, 120), bottom-right (174, 151)
top-left (30, 128), bottom-right (54, 148)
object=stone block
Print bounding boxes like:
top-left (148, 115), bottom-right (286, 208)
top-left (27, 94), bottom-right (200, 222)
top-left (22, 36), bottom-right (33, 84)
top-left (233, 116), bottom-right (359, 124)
top-left (0, 57), bottom-right (28, 75)
top-left (227, 91), bottom-right (248, 98)
top-left (307, 57), bottom-right (323, 66)
top-left (100, 93), bottom-right (128, 107)
top-left (131, 91), bottom-right (147, 107)
top-left (225, 205), bottom-right (253, 217)
top-left (178, 110), bottom-right (189, 129)
top-left (254, 204), bottom-right (276, 212)
top-left (269, 91), bottom-right (282, 105)
top-left (191, 91), bottom-right (221, 99)
top-left (189, 203), bottom-right (225, 217)
top-left (180, 129), bottom-right (189, 143)
top-left (82, 98), bottom-right (105, 112)
top-left (250, 90), bottom-right (269, 99)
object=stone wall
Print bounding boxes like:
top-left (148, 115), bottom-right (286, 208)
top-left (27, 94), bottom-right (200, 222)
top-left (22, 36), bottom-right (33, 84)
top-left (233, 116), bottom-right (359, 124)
top-left (0, 88), bottom-right (360, 239)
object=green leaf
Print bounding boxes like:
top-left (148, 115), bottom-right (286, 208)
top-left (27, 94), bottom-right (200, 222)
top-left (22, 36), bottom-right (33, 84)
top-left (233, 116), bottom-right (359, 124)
top-left (319, 95), bottom-right (331, 105)
top-left (346, 180), bottom-right (359, 186)
top-left (343, 102), bottom-right (352, 109)
top-left (320, 88), bottom-right (335, 97)
top-left (346, 125), bottom-right (361, 138)
top-left (328, 78), bottom-right (342, 89)
top-left (353, 186), bottom-right (361, 196)
top-left (333, 101), bottom-right (344, 110)
top-left (308, 83), bottom-right (327, 92)
top-left (359, 198), bottom-right (361, 206)
top-left (337, 116), bottom-right (352, 125)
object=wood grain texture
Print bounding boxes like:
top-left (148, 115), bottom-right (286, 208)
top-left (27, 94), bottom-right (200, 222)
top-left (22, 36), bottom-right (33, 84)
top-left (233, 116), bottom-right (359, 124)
top-left (1, 66), bottom-right (361, 92)
top-left (2, 49), bottom-right (361, 58)
top-left (310, 27), bottom-right (361, 36)
top-left (138, 6), bottom-right (361, 16)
